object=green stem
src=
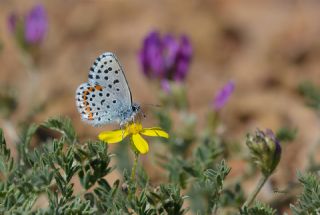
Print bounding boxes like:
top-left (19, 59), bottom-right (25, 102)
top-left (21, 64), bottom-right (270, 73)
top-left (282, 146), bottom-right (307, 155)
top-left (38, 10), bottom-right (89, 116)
top-left (128, 152), bottom-right (139, 200)
top-left (130, 152), bottom-right (139, 182)
top-left (242, 174), bottom-right (269, 208)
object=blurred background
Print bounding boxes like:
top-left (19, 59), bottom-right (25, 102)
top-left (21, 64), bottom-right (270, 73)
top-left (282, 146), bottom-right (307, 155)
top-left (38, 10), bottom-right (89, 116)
top-left (1, 0), bottom-right (320, 213)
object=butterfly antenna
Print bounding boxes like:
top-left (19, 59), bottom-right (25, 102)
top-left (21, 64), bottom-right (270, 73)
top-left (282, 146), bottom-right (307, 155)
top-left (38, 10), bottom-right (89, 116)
top-left (141, 103), bottom-right (163, 108)
top-left (139, 103), bottom-right (163, 120)
top-left (139, 110), bottom-right (147, 120)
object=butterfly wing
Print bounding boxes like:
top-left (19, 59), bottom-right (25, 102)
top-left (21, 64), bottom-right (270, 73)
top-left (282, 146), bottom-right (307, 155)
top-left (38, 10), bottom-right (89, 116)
top-left (88, 52), bottom-right (132, 107)
top-left (75, 82), bottom-right (118, 126)
top-left (75, 52), bottom-right (134, 126)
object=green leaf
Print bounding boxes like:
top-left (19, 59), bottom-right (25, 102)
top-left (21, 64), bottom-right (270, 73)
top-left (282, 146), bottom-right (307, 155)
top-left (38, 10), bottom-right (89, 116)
top-left (290, 172), bottom-right (320, 215)
top-left (0, 128), bottom-right (15, 177)
top-left (43, 117), bottom-right (77, 144)
top-left (299, 81), bottom-right (320, 111)
top-left (276, 127), bottom-right (297, 143)
top-left (189, 160), bottom-right (230, 214)
top-left (20, 123), bottom-right (39, 147)
top-left (240, 202), bottom-right (276, 215)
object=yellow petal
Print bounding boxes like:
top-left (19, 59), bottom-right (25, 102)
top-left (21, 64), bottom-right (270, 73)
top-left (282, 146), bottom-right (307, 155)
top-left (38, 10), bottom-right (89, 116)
top-left (140, 127), bottom-right (169, 138)
top-left (132, 134), bottom-right (149, 154)
top-left (98, 129), bottom-right (128, 144)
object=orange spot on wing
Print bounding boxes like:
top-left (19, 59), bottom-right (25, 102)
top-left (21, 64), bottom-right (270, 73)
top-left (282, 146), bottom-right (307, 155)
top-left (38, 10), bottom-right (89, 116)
top-left (85, 107), bottom-right (91, 113)
top-left (88, 112), bottom-right (93, 120)
top-left (88, 87), bottom-right (94, 92)
top-left (95, 85), bottom-right (103, 91)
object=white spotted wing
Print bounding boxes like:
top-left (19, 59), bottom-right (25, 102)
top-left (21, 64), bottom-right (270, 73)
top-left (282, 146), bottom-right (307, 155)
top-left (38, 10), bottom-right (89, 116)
top-left (75, 52), bottom-right (135, 126)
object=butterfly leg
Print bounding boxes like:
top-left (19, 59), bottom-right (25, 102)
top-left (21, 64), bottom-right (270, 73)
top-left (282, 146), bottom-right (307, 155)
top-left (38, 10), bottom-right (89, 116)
top-left (119, 123), bottom-right (125, 140)
top-left (121, 123), bottom-right (130, 140)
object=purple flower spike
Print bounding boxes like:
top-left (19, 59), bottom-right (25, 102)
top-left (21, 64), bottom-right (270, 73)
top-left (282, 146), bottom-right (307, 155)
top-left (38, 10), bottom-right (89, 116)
top-left (161, 79), bottom-right (171, 93)
top-left (173, 35), bottom-right (192, 81)
top-left (7, 13), bottom-right (18, 33)
top-left (213, 81), bottom-right (235, 110)
top-left (139, 31), bottom-right (192, 84)
top-left (24, 4), bottom-right (48, 44)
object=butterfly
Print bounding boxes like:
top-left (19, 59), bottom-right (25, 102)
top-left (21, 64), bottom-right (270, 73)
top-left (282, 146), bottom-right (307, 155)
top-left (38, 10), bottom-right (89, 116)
top-left (75, 52), bottom-right (140, 127)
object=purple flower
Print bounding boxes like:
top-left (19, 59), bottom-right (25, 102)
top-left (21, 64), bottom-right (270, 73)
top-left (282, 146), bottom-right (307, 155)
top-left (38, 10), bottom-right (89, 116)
top-left (139, 31), bottom-right (192, 82)
top-left (213, 81), bottom-right (235, 110)
top-left (24, 4), bottom-right (48, 44)
top-left (7, 4), bottom-right (48, 45)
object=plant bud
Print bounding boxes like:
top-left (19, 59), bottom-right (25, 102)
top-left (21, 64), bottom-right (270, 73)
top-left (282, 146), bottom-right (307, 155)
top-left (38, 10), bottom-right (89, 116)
top-left (246, 129), bottom-right (281, 176)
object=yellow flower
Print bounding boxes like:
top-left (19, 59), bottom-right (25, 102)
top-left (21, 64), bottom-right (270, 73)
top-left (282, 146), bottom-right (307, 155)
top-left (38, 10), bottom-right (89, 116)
top-left (98, 123), bottom-right (169, 154)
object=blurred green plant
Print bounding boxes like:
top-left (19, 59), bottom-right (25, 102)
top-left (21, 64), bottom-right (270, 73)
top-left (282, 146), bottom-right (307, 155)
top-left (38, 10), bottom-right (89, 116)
top-left (0, 87), bottom-right (17, 119)
top-left (188, 160), bottom-right (231, 214)
top-left (240, 202), bottom-right (276, 215)
top-left (299, 81), bottom-right (320, 111)
top-left (276, 126), bottom-right (298, 143)
top-left (0, 118), bottom-right (186, 214)
top-left (0, 115), bottom-right (317, 214)
top-left (299, 81), bottom-right (320, 177)
top-left (290, 172), bottom-right (320, 215)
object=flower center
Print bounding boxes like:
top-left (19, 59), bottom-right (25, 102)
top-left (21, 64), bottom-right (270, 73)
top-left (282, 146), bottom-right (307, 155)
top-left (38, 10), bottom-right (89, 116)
top-left (127, 123), bottom-right (143, 134)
